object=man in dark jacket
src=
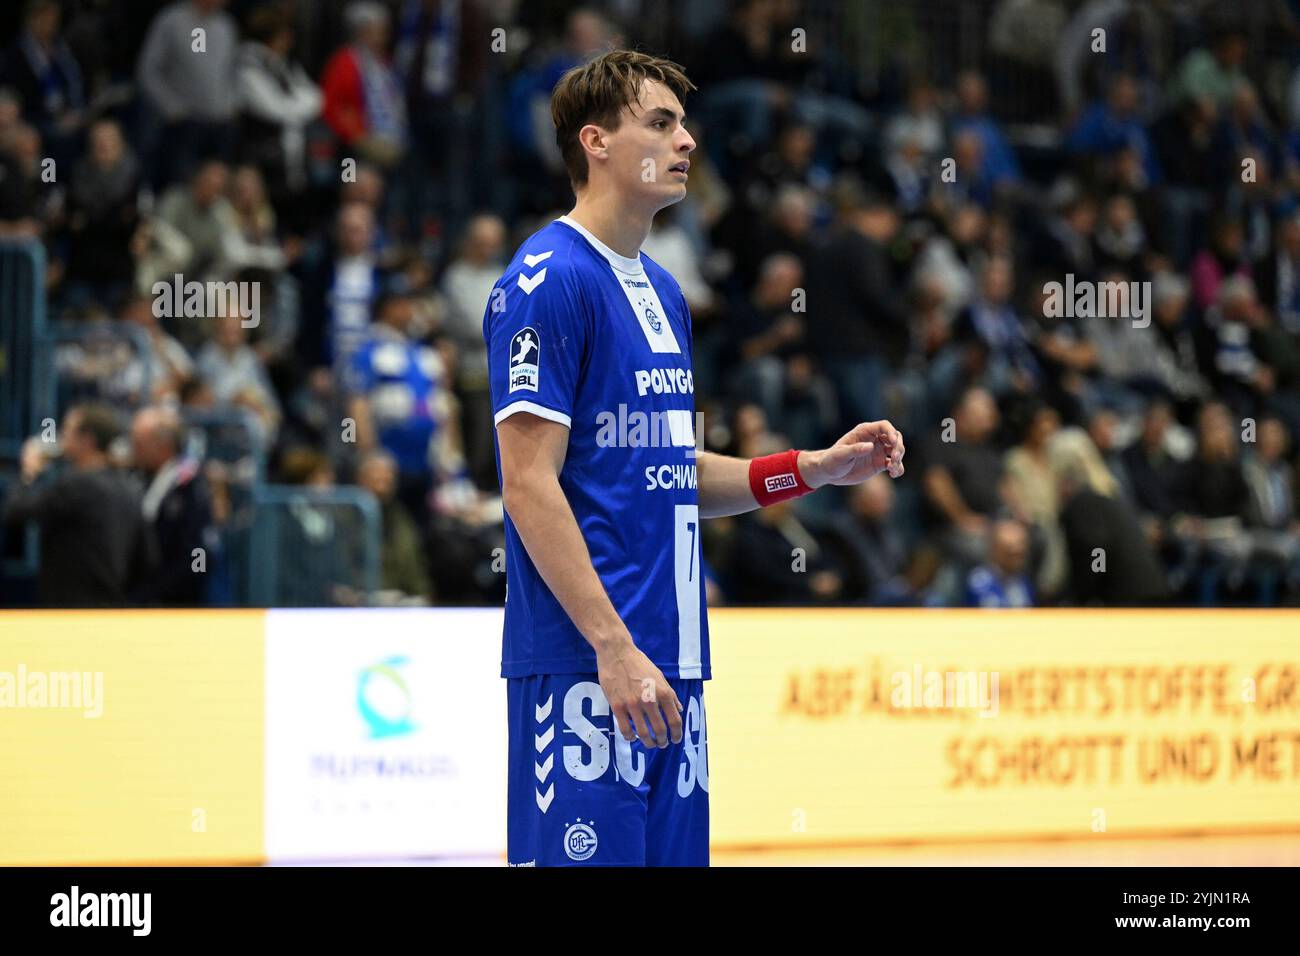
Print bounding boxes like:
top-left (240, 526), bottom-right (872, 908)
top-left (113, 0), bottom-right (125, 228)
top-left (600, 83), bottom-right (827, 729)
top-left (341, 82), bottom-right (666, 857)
top-left (4, 404), bottom-right (155, 607)
top-left (804, 179), bottom-right (909, 423)
top-left (130, 405), bottom-right (214, 606)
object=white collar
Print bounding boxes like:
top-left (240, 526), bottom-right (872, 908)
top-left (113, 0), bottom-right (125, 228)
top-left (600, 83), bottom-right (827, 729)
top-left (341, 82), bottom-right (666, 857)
top-left (556, 215), bottom-right (644, 275)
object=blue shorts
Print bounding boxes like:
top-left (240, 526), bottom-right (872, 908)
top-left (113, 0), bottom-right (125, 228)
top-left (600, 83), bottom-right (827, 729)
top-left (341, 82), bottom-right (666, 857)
top-left (506, 673), bottom-right (710, 867)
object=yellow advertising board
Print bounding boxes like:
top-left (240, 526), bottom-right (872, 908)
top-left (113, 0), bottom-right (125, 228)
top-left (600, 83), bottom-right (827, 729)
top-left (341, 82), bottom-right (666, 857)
top-left (707, 609), bottom-right (1300, 848)
top-left (2, 607), bottom-right (1297, 862)
top-left (0, 611), bottom-right (264, 864)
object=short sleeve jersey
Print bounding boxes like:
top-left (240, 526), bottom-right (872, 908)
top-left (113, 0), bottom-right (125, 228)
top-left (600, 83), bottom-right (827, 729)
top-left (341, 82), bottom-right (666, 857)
top-left (484, 215), bottom-right (709, 680)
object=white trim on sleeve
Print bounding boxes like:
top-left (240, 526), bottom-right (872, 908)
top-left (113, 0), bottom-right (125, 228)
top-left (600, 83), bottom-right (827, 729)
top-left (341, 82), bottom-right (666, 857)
top-left (493, 401), bottom-right (572, 428)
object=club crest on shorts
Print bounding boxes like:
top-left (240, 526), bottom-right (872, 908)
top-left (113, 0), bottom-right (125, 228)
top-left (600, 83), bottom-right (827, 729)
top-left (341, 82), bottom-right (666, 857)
top-left (563, 820), bottom-right (598, 861)
top-left (509, 327), bottom-right (539, 393)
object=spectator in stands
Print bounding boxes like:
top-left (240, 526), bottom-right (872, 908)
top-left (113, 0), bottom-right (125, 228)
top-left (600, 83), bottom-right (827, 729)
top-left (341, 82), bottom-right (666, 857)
top-left (393, 0), bottom-right (490, 242)
top-left (838, 475), bottom-right (914, 606)
top-left (985, 0), bottom-right (1067, 122)
top-left (1191, 216), bottom-right (1249, 311)
top-left (1168, 28), bottom-right (1248, 110)
top-left (272, 446), bottom-right (370, 607)
top-left (440, 212), bottom-right (505, 488)
top-left (1003, 401), bottom-right (1067, 599)
top-left (1152, 95), bottom-right (1219, 265)
top-left (0, 85), bottom-right (17, 133)
top-left (1036, 183), bottom-right (1098, 281)
top-left (724, 182), bottom-right (813, 296)
top-left (952, 256), bottom-right (1040, 399)
top-left (718, 120), bottom-right (826, 263)
top-left (1052, 427), bottom-right (1167, 605)
top-left (950, 70), bottom-right (1021, 188)
top-left (804, 179), bottom-right (907, 422)
top-left (941, 127), bottom-right (1005, 210)
top-left (320, 1), bottom-right (407, 170)
top-left (151, 159), bottom-right (241, 290)
top-left (1243, 416), bottom-right (1300, 598)
top-left (345, 291), bottom-right (461, 520)
top-left (338, 161), bottom-right (394, 258)
top-left (1094, 194), bottom-right (1148, 275)
top-left (226, 164), bottom-right (287, 271)
top-left (1065, 73), bottom-right (1160, 186)
top-left (63, 118), bottom-right (140, 307)
top-left (4, 404), bottom-right (154, 606)
top-left (1120, 399), bottom-right (1190, 570)
top-left (729, 252), bottom-right (806, 423)
top-left (1212, 82), bottom-right (1277, 192)
top-left (965, 519), bottom-right (1034, 608)
top-left (729, 495), bottom-right (844, 606)
top-left (504, 7), bottom-right (617, 210)
top-left (120, 294), bottom-right (194, 401)
top-left (1085, 407), bottom-right (1134, 500)
top-left (356, 448), bottom-right (433, 604)
top-left (922, 387), bottom-right (1008, 569)
top-left (1255, 209), bottom-right (1300, 335)
top-left (1082, 269), bottom-right (1152, 416)
top-left (883, 122), bottom-right (932, 215)
top-left (129, 405), bottom-right (214, 606)
top-left (0, 0), bottom-right (85, 168)
top-left (297, 201), bottom-right (387, 375)
top-left (137, 0), bottom-right (239, 187)
top-left (1202, 275), bottom-right (1273, 419)
top-left (1245, 294), bottom-right (1300, 442)
top-left (727, 401), bottom-right (777, 460)
top-left (1141, 272), bottom-right (1209, 413)
top-left (235, 1), bottom-right (321, 227)
top-left (196, 308), bottom-right (281, 450)
top-left (686, 0), bottom-right (790, 162)
top-left (1170, 401), bottom-right (1253, 603)
top-left (913, 203), bottom-right (985, 322)
top-left (0, 120), bottom-right (44, 236)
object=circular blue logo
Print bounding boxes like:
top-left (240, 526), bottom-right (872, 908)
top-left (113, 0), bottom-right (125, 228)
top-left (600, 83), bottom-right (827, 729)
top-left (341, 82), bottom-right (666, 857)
top-left (564, 821), bottom-right (598, 861)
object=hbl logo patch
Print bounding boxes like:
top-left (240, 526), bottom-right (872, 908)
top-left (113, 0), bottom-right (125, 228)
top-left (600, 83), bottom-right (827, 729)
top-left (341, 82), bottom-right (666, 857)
top-left (509, 327), bottom-right (539, 393)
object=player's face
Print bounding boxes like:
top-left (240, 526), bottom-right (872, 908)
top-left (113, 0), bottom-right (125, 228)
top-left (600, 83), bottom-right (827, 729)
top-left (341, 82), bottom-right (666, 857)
top-left (605, 79), bottom-right (695, 211)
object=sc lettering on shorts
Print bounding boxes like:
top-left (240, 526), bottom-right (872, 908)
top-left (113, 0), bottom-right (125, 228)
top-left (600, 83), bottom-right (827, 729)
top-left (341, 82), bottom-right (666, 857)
top-left (560, 681), bottom-right (708, 796)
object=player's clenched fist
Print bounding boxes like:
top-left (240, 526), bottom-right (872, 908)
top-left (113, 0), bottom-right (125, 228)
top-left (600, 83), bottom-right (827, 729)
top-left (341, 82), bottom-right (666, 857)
top-left (799, 420), bottom-right (906, 487)
top-left (595, 636), bottom-right (684, 749)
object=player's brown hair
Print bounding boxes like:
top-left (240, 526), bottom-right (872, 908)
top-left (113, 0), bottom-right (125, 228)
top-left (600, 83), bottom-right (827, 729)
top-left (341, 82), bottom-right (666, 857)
top-left (550, 49), bottom-right (695, 189)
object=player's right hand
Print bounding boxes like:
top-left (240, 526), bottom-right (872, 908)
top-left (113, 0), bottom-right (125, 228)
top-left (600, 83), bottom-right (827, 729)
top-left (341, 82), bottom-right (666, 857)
top-left (595, 637), bottom-right (684, 749)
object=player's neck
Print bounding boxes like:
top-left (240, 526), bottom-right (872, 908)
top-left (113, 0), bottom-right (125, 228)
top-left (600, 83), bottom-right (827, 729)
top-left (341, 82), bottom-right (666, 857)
top-left (566, 190), bottom-right (656, 260)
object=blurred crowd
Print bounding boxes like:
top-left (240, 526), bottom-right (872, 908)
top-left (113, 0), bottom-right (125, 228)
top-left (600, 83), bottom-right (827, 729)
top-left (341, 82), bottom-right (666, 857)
top-left (3, 0), bottom-right (1300, 608)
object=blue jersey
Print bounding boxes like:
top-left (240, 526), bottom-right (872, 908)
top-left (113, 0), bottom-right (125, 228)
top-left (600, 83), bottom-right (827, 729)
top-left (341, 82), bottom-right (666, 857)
top-left (484, 215), bottom-right (709, 680)
top-left (966, 565), bottom-right (1034, 608)
top-left (346, 325), bottom-right (445, 475)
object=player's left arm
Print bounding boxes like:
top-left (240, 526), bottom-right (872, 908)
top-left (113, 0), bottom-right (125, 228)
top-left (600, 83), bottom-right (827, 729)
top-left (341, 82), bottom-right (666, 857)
top-left (696, 420), bottom-right (906, 518)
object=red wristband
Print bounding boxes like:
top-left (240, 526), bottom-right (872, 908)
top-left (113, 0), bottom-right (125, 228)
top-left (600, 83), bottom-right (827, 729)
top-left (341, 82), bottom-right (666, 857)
top-left (749, 449), bottom-right (813, 507)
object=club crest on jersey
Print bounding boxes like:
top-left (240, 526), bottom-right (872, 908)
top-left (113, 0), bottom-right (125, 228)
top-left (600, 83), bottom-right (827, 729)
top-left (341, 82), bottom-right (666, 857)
top-left (645, 306), bottom-right (662, 334)
top-left (563, 820), bottom-right (598, 862)
top-left (509, 327), bottom-right (539, 393)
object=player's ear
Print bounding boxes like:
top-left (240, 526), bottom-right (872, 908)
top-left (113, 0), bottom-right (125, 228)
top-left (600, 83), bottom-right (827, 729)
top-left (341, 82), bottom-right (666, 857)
top-left (578, 124), bottom-right (608, 164)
